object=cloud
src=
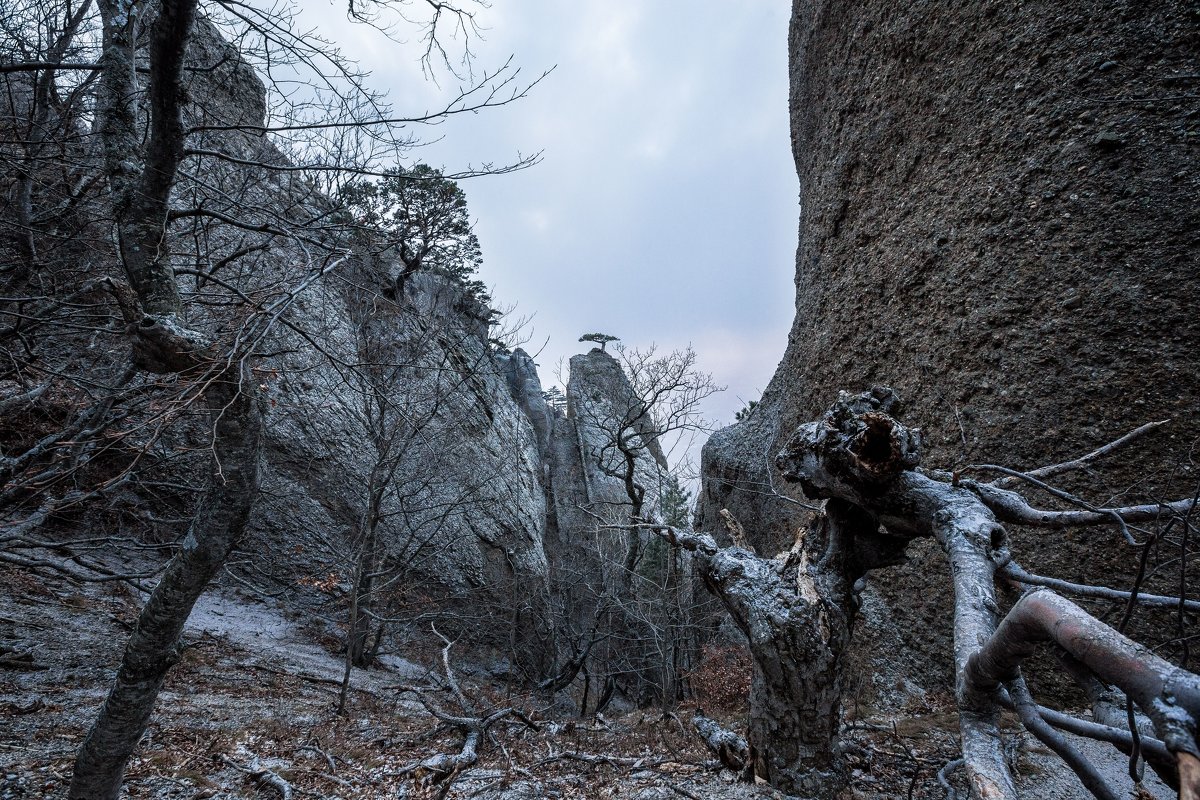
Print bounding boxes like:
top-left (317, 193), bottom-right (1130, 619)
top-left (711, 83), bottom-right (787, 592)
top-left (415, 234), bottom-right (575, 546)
top-left (574, 3), bottom-right (643, 85)
top-left (520, 208), bottom-right (552, 233)
top-left (292, 1), bottom-right (799, 458)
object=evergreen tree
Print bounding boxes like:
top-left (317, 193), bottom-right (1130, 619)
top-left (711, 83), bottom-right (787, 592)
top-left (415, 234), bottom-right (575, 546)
top-left (341, 164), bottom-right (490, 307)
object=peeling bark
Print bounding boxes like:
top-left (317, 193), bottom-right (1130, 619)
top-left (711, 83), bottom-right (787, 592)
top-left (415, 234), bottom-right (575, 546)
top-left (658, 498), bottom-right (891, 798)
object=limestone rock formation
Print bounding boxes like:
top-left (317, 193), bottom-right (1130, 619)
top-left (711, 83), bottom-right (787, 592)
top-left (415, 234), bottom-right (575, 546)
top-left (540, 348), bottom-right (681, 703)
top-left (498, 348), bottom-right (554, 460)
top-left (567, 348), bottom-right (668, 500)
top-left (146, 17), bottom-right (556, 614)
top-left (255, 271), bottom-right (550, 598)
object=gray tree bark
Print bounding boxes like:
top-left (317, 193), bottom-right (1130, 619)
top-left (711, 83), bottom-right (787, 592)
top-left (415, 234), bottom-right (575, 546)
top-left (95, 0), bottom-right (195, 313)
top-left (672, 387), bottom-right (1200, 798)
top-left (70, 368), bottom-right (263, 799)
top-left (68, 2), bottom-right (269, 797)
top-left (657, 495), bottom-right (904, 798)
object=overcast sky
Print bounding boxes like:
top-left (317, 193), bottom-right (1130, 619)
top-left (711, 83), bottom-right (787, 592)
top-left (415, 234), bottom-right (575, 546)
top-left (314, 1), bottom-right (799, 454)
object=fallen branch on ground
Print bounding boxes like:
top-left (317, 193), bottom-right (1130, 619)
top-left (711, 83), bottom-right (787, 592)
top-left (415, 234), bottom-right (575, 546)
top-left (395, 626), bottom-right (538, 786)
top-left (692, 712), bottom-right (750, 774)
top-left (219, 754), bottom-right (293, 800)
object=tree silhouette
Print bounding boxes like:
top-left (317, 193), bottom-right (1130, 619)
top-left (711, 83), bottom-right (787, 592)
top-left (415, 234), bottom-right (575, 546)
top-left (579, 332), bottom-right (619, 351)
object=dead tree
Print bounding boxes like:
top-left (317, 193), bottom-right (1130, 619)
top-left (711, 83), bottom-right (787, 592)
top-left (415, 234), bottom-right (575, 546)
top-left (653, 387), bottom-right (1199, 800)
top-left (655, 497), bottom-right (897, 796)
top-left (397, 628), bottom-right (538, 789)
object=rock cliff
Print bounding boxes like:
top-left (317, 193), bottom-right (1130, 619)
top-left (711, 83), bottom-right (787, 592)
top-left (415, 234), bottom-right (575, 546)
top-left (130, 17), bottom-right (675, 681)
top-left (700, 0), bottom-right (1200, 702)
top-left (539, 348), bottom-right (681, 705)
top-left (153, 20), bottom-right (556, 618)
top-left (545, 347), bottom-right (673, 602)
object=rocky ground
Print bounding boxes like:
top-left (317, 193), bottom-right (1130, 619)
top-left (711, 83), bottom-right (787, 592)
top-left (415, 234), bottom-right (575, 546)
top-left (0, 565), bottom-right (1173, 799)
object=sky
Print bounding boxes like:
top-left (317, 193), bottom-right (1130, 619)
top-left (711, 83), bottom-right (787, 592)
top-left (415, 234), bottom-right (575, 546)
top-left (310, 0), bottom-right (800, 461)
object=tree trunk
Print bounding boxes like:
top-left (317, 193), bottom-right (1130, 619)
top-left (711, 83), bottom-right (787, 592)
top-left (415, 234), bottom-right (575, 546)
top-left (96, 0), bottom-right (197, 313)
top-left (346, 534), bottom-right (379, 668)
top-left (658, 498), bottom-right (897, 798)
top-left (69, 367), bottom-right (263, 800)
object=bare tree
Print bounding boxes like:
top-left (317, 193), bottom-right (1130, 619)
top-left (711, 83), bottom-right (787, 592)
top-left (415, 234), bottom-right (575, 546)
top-left (649, 386), bottom-right (1199, 799)
top-left (322, 274), bottom-right (536, 712)
top-left (0, 1), bottom-right (543, 797)
top-left (545, 343), bottom-right (722, 712)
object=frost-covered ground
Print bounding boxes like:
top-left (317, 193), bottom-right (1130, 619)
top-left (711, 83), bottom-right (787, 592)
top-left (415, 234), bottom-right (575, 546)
top-left (0, 565), bottom-right (1173, 799)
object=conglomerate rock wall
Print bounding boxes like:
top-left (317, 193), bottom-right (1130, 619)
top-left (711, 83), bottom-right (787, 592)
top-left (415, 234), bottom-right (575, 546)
top-left (700, 0), bottom-right (1200, 702)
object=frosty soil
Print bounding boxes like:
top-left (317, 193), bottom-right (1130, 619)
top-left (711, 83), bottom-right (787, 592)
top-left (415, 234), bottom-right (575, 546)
top-left (0, 565), bottom-right (1172, 799)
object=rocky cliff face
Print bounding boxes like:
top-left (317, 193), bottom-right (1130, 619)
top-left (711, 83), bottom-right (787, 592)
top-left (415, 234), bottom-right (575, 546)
top-left (545, 348), bottom-right (672, 581)
top-left (540, 348), bottom-right (680, 702)
top-left (254, 276), bottom-right (551, 599)
top-left (563, 349), bottom-right (669, 509)
top-left (100, 17), bottom-right (560, 623)
top-left (164, 18), bottom-right (676, 676)
top-left (700, 0), bottom-right (1199, 702)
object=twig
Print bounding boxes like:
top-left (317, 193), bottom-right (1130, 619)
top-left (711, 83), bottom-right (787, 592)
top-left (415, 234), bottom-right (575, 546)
top-left (1000, 559), bottom-right (1200, 613)
top-left (297, 742), bottom-right (338, 774)
top-left (937, 758), bottom-right (964, 800)
top-left (996, 420), bottom-right (1169, 487)
top-left (668, 783), bottom-right (704, 800)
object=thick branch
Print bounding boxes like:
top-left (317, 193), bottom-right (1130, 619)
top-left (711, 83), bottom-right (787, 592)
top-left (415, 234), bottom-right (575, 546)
top-left (966, 589), bottom-right (1200, 771)
top-left (1001, 560), bottom-right (1200, 613)
top-left (1006, 676), bottom-right (1120, 800)
top-left (693, 713), bottom-right (749, 773)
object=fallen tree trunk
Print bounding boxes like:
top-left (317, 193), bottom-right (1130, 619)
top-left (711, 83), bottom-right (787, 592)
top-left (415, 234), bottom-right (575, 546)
top-left (692, 713), bottom-right (750, 774)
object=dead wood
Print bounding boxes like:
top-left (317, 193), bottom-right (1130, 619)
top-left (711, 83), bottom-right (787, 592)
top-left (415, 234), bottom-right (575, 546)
top-left (219, 754), bottom-right (294, 800)
top-left (692, 712), bottom-right (750, 774)
top-left (397, 630), bottom-right (538, 786)
top-left (662, 386), bottom-right (1200, 800)
top-left (532, 749), bottom-right (699, 770)
top-left (967, 588), bottom-right (1200, 795)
